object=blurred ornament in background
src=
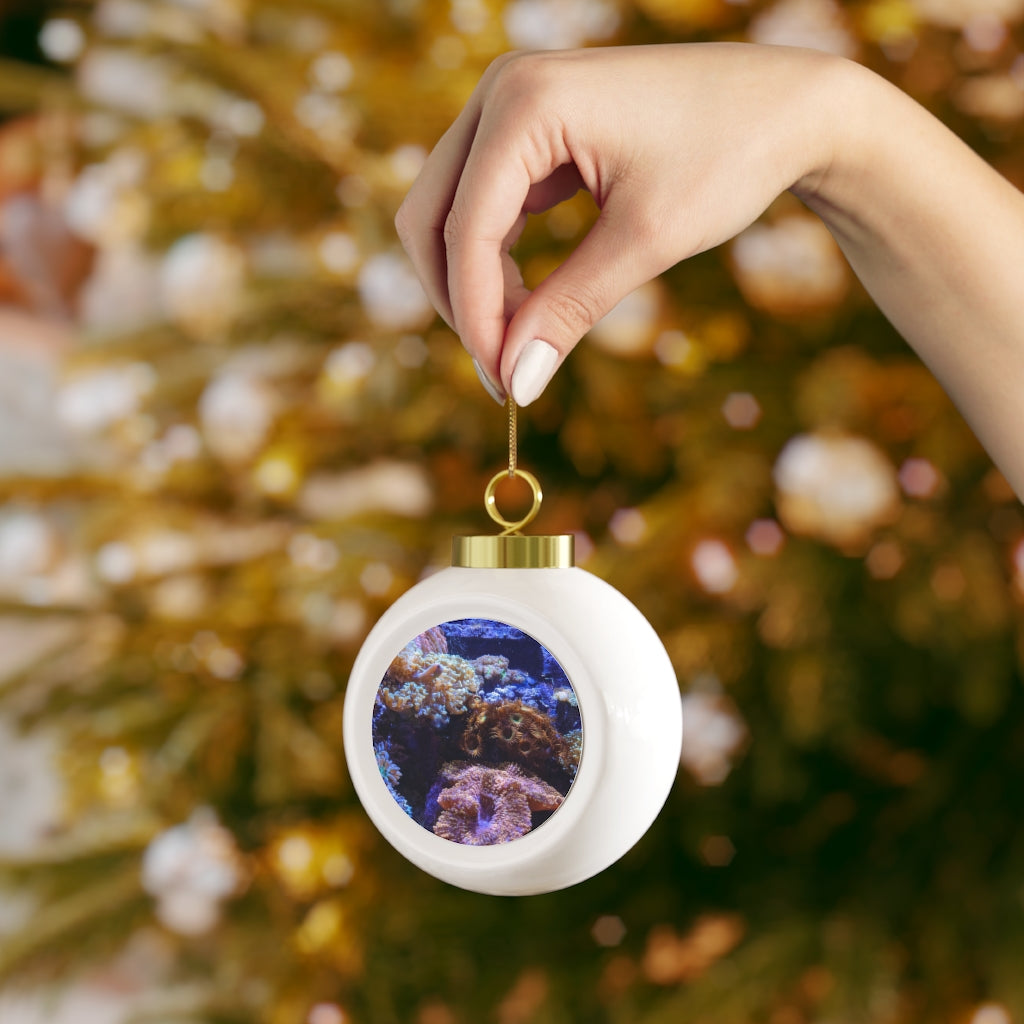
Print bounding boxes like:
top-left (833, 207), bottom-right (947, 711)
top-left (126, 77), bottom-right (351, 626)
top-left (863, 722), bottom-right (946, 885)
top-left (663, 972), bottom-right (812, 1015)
top-left (309, 51), bottom-right (354, 93)
top-left (608, 507), bottom-right (648, 547)
top-left (773, 431), bottom-right (901, 547)
top-left (76, 48), bottom-right (176, 119)
top-left (160, 233), bottom-right (246, 338)
top-left (678, 689), bottom-right (748, 785)
top-left (294, 92), bottom-right (359, 152)
top-left (690, 538), bottom-right (740, 595)
top-left (970, 1006), bottom-right (1013, 1024)
top-left (588, 281), bottom-right (664, 359)
top-left (92, 0), bottom-right (155, 40)
top-left (953, 72), bottom-right (1024, 120)
top-left (0, 509), bottom-right (61, 581)
top-left (502, 0), bottom-right (620, 48)
top-left (357, 251), bottom-right (434, 331)
top-left (909, 0), bottom-right (1024, 29)
top-left (141, 807), bottom-right (245, 936)
top-left (748, 0), bottom-right (859, 56)
top-left (57, 362), bottom-right (156, 435)
top-left (64, 148), bottom-right (149, 247)
top-left (198, 371), bottom-right (278, 463)
top-left (317, 230), bottom-right (360, 276)
top-left (78, 242), bottom-right (162, 333)
top-left (320, 341), bottom-right (376, 401)
top-left (731, 214), bottom-right (849, 316)
top-left (297, 461), bottom-right (433, 521)
top-left (308, 1003), bottom-right (347, 1024)
top-left (39, 18), bottom-right (87, 64)
top-left (0, 716), bottom-right (64, 857)
top-left (642, 914), bottom-right (746, 985)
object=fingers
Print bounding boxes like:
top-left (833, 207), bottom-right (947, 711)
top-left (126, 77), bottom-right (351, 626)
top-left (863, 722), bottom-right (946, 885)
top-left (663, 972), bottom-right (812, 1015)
top-left (394, 55), bottom-right (518, 330)
top-left (501, 203), bottom-right (664, 406)
top-left (442, 76), bottom-right (548, 387)
top-left (398, 49), bottom-right (664, 407)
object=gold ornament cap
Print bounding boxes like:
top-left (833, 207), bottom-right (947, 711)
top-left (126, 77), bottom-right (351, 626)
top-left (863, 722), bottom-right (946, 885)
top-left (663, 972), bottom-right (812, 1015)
top-left (452, 532), bottom-right (575, 569)
top-left (452, 466), bottom-right (574, 569)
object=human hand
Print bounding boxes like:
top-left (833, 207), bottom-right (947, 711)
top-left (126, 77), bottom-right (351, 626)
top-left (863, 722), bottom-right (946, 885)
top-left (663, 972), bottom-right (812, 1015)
top-left (395, 43), bottom-right (846, 405)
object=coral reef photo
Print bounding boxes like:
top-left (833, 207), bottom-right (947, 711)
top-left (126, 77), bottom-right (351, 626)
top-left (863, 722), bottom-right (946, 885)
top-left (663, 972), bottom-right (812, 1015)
top-left (372, 619), bottom-right (583, 845)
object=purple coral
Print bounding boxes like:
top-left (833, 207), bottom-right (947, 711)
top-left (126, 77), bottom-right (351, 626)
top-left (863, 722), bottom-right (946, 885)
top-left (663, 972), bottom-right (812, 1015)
top-left (432, 761), bottom-right (564, 846)
top-left (414, 626), bottom-right (448, 655)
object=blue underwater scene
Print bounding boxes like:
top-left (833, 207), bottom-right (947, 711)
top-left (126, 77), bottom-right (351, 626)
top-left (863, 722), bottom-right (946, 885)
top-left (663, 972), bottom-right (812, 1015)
top-left (372, 618), bottom-right (583, 846)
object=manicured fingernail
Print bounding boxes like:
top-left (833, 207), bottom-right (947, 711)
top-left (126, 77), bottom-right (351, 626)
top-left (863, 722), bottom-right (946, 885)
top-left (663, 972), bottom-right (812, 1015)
top-left (472, 358), bottom-right (506, 405)
top-left (510, 339), bottom-right (559, 407)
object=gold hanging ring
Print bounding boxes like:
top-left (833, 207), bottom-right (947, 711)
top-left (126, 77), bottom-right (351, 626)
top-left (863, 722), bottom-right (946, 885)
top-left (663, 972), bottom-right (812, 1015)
top-left (484, 468), bottom-right (543, 535)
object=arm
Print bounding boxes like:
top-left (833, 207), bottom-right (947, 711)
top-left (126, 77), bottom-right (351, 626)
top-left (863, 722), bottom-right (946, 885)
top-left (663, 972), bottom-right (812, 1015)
top-left (395, 43), bottom-right (1024, 498)
top-left (796, 62), bottom-right (1024, 498)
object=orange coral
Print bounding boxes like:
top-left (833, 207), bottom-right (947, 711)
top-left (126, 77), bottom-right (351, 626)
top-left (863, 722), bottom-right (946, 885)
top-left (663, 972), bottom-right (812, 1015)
top-left (459, 699), bottom-right (567, 771)
top-left (433, 761), bottom-right (563, 846)
top-left (379, 645), bottom-right (478, 726)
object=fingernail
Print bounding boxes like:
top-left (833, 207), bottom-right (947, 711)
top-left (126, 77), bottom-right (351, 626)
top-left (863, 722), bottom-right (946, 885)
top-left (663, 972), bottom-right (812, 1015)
top-left (472, 358), bottom-right (506, 405)
top-left (511, 339), bottom-right (559, 407)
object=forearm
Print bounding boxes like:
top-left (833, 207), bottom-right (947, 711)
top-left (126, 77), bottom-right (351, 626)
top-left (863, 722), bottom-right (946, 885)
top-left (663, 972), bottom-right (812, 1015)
top-left (795, 60), bottom-right (1024, 497)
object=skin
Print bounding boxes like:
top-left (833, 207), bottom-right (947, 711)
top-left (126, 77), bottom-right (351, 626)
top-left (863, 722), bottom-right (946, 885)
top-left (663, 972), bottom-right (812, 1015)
top-left (395, 43), bottom-right (1024, 499)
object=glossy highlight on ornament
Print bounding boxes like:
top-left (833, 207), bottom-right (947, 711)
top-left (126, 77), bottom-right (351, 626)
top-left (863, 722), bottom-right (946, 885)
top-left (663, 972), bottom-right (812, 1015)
top-left (372, 618), bottom-right (583, 846)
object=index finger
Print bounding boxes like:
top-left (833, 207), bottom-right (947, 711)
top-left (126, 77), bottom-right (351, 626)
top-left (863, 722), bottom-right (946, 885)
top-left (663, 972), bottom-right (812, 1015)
top-left (445, 91), bottom-right (568, 382)
top-left (394, 55), bottom-right (520, 331)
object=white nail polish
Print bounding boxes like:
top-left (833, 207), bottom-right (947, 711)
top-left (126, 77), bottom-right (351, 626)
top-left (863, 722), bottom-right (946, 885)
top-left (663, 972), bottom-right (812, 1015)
top-left (472, 358), bottom-right (506, 405)
top-left (511, 339), bottom-right (559, 407)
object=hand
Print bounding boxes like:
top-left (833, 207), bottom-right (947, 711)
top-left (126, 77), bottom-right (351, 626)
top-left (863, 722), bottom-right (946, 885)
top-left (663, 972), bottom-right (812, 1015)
top-left (395, 43), bottom-right (845, 405)
top-left (397, 42), bottom-right (1024, 500)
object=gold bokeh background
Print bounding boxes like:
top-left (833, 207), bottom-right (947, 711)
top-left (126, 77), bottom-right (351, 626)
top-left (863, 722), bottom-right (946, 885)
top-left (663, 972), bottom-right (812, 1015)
top-left (1, 1), bottom-right (1023, 1022)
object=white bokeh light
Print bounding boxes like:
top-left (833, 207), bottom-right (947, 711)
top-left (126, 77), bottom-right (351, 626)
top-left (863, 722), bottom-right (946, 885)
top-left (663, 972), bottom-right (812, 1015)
top-left (773, 432), bottom-right (900, 547)
top-left (691, 539), bottom-right (740, 594)
top-left (357, 252), bottom-right (434, 331)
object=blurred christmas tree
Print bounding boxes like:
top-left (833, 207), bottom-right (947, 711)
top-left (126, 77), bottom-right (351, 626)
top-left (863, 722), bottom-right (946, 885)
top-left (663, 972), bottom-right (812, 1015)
top-left (1, 0), bottom-right (1023, 1022)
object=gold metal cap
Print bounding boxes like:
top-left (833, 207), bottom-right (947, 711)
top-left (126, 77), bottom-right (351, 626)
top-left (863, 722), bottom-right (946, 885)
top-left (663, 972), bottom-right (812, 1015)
top-left (451, 533), bottom-right (575, 569)
top-left (457, 451), bottom-right (572, 567)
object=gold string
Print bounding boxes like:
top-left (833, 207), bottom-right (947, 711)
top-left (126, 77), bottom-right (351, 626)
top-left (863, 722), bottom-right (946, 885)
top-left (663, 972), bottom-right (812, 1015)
top-left (507, 396), bottom-right (517, 478)
top-left (484, 397), bottom-right (541, 534)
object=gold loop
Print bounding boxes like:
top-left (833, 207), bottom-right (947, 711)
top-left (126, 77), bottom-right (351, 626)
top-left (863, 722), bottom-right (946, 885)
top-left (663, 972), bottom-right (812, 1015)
top-left (484, 468), bottom-right (542, 535)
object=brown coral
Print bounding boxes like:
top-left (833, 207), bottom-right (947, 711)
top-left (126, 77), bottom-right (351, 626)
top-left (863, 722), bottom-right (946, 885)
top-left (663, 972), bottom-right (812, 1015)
top-left (433, 761), bottom-right (564, 846)
top-left (459, 699), bottom-right (567, 771)
top-left (471, 654), bottom-right (526, 689)
top-left (379, 644), bottom-right (478, 726)
top-left (558, 729), bottom-right (583, 779)
top-left (472, 654), bottom-right (510, 687)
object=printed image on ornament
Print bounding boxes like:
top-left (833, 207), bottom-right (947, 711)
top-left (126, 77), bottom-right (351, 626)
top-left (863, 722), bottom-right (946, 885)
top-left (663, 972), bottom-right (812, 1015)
top-left (371, 618), bottom-right (583, 846)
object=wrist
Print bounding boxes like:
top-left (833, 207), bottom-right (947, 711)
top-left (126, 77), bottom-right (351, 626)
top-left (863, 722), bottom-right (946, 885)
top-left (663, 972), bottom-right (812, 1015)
top-left (788, 54), bottom-right (878, 214)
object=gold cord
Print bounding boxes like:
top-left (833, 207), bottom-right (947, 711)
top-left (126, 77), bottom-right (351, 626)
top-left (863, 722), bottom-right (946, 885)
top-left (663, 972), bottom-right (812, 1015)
top-left (481, 397), bottom-right (541, 535)
top-left (507, 396), bottom-right (517, 478)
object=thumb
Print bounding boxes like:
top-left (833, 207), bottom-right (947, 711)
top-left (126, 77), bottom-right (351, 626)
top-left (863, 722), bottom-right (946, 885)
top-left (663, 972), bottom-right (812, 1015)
top-left (500, 208), bottom-right (655, 406)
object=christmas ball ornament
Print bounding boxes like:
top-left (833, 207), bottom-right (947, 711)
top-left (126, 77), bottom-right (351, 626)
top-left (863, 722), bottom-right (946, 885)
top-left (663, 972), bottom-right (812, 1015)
top-left (344, 402), bottom-right (682, 895)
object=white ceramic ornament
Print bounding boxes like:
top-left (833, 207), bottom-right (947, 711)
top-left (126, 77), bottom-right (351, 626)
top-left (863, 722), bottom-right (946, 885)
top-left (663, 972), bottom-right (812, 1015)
top-left (344, 405), bottom-right (682, 896)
